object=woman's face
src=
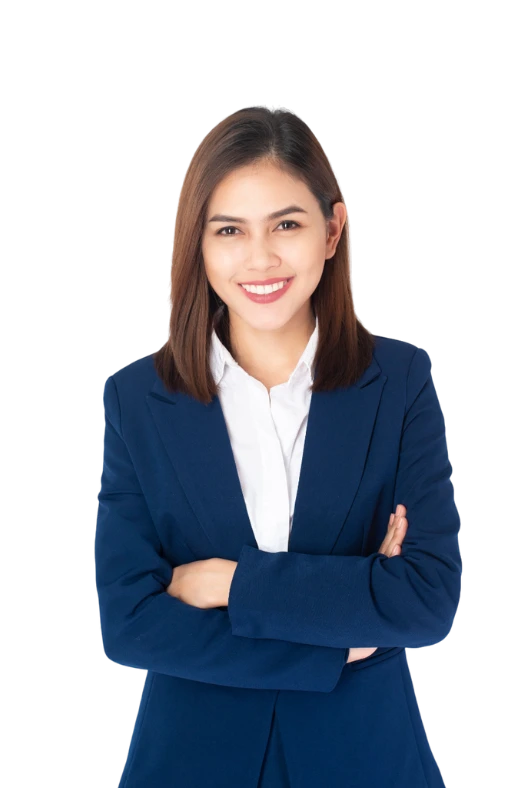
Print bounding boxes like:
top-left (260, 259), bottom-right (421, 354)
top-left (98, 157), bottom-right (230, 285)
top-left (202, 160), bottom-right (346, 333)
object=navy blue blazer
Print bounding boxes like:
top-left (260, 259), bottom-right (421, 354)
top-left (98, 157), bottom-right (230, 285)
top-left (95, 335), bottom-right (462, 788)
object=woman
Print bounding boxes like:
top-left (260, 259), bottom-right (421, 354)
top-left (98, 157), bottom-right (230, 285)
top-left (95, 106), bottom-right (462, 787)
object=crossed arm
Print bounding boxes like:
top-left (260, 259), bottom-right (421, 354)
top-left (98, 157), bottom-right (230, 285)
top-left (167, 504), bottom-right (410, 664)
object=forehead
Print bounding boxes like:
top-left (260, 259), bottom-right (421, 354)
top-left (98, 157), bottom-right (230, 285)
top-left (208, 162), bottom-right (313, 213)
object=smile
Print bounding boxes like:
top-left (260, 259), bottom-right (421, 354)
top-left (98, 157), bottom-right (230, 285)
top-left (238, 277), bottom-right (294, 304)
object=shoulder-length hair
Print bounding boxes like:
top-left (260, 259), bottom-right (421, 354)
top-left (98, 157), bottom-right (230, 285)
top-left (154, 105), bottom-right (375, 404)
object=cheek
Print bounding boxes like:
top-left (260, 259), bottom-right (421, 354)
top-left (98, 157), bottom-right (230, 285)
top-left (203, 237), bottom-right (242, 268)
top-left (287, 231), bottom-right (326, 264)
top-left (203, 253), bottom-right (239, 291)
top-left (201, 238), bottom-right (216, 270)
top-left (293, 230), bottom-right (326, 254)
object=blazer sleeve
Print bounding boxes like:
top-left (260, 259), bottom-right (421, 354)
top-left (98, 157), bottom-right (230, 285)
top-left (94, 375), bottom-right (349, 692)
top-left (227, 347), bottom-right (462, 650)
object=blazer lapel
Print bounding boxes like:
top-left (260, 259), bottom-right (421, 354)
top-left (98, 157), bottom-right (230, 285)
top-left (146, 355), bottom-right (387, 560)
top-left (289, 358), bottom-right (387, 555)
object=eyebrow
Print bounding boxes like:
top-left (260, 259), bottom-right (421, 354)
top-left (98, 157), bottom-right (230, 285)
top-left (207, 204), bottom-right (308, 223)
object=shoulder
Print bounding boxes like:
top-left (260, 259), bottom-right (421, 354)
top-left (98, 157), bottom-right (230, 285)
top-left (372, 334), bottom-right (433, 405)
top-left (101, 352), bottom-right (159, 417)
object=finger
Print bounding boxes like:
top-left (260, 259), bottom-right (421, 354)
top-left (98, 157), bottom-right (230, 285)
top-left (381, 515), bottom-right (407, 556)
top-left (396, 513), bottom-right (408, 536)
top-left (390, 509), bottom-right (406, 535)
top-left (379, 517), bottom-right (394, 555)
top-left (391, 515), bottom-right (409, 554)
top-left (393, 514), bottom-right (408, 539)
top-left (379, 512), bottom-right (397, 553)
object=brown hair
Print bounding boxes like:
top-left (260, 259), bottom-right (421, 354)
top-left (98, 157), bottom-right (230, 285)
top-left (154, 105), bottom-right (375, 404)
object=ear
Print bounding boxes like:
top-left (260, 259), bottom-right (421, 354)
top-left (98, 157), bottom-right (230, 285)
top-left (325, 201), bottom-right (347, 258)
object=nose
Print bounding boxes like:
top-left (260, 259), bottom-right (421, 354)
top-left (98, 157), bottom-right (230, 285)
top-left (244, 236), bottom-right (281, 273)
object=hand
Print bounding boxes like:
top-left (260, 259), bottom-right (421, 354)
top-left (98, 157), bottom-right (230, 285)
top-left (347, 647), bottom-right (378, 663)
top-left (167, 558), bottom-right (237, 609)
top-left (346, 504), bottom-right (408, 663)
top-left (379, 503), bottom-right (408, 558)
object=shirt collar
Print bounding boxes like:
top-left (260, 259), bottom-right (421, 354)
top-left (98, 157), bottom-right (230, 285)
top-left (210, 314), bottom-right (319, 388)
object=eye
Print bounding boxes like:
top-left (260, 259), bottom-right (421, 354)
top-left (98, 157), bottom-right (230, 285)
top-left (216, 220), bottom-right (300, 236)
top-left (216, 226), bottom-right (239, 236)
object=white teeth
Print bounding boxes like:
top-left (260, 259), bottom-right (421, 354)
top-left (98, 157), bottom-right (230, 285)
top-left (241, 279), bottom-right (289, 294)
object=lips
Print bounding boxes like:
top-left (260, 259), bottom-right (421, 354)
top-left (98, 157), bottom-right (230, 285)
top-left (238, 277), bottom-right (293, 286)
top-left (238, 275), bottom-right (294, 303)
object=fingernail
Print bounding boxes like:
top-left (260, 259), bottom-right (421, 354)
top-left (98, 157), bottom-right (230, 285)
top-left (396, 504), bottom-right (403, 514)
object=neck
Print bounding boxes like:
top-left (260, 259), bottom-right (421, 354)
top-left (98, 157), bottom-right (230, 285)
top-left (228, 306), bottom-right (316, 386)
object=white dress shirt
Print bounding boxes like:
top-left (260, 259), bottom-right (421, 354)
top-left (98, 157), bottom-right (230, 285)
top-left (209, 316), bottom-right (319, 553)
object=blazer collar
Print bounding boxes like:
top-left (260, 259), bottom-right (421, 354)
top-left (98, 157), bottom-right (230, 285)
top-left (146, 346), bottom-right (386, 559)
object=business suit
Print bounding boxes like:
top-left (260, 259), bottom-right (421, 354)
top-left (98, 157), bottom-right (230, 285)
top-left (95, 334), bottom-right (462, 787)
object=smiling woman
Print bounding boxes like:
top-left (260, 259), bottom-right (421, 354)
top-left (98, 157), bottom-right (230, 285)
top-left (151, 106), bottom-right (376, 403)
top-left (95, 105), bottom-right (461, 788)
